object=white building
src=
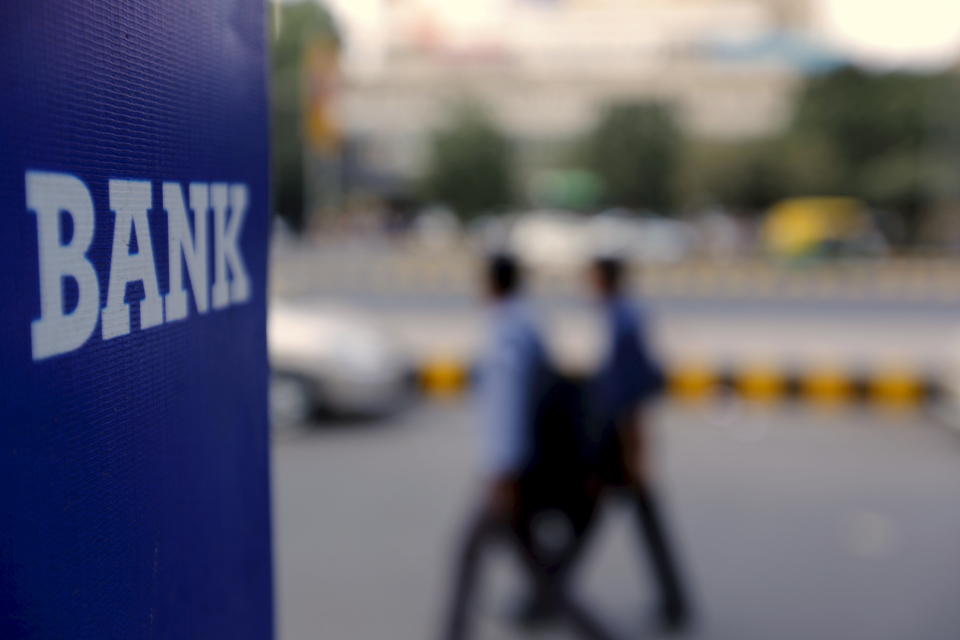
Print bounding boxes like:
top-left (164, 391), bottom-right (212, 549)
top-left (328, 0), bottom-right (827, 181)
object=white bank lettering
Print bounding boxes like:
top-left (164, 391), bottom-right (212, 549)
top-left (26, 171), bottom-right (252, 360)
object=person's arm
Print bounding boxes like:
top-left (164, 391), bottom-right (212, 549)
top-left (481, 332), bottom-right (534, 516)
top-left (617, 405), bottom-right (649, 487)
top-left (616, 305), bottom-right (659, 487)
top-left (488, 474), bottom-right (520, 518)
top-left (631, 309), bottom-right (667, 400)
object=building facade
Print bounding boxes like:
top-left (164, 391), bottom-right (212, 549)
top-left (329, 0), bottom-right (821, 186)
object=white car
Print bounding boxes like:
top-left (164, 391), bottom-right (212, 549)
top-left (509, 209), bottom-right (590, 270)
top-left (268, 302), bottom-right (409, 425)
top-left (941, 333), bottom-right (960, 433)
top-left (507, 209), bottom-right (696, 272)
top-left (588, 209), bottom-right (695, 264)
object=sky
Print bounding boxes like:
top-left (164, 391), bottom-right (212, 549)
top-left (311, 0), bottom-right (960, 71)
top-left (818, 0), bottom-right (960, 68)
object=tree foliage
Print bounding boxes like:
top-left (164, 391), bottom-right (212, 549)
top-left (679, 134), bottom-right (843, 214)
top-left (423, 104), bottom-right (515, 218)
top-left (792, 67), bottom-right (932, 181)
top-left (270, 1), bottom-right (339, 230)
top-left (676, 66), bottom-right (959, 245)
top-left (583, 102), bottom-right (681, 212)
top-left (788, 66), bottom-right (955, 243)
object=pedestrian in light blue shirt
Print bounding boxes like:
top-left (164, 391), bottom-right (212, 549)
top-left (440, 254), bottom-right (619, 640)
top-left (475, 292), bottom-right (544, 477)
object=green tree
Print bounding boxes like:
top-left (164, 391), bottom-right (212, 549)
top-left (677, 131), bottom-right (845, 216)
top-left (789, 66), bottom-right (954, 244)
top-left (423, 104), bottom-right (515, 218)
top-left (583, 102), bottom-right (682, 212)
top-left (270, 1), bottom-right (339, 231)
top-left (678, 141), bottom-right (778, 213)
top-left (792, 67), bottom-right (934, 182)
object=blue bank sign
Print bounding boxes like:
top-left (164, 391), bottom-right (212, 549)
top-left (26, 173), bottom-right (252, 359)
top-left (1, 3), bottom-right (272, 639)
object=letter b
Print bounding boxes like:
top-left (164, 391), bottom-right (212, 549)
top-left (27, 171), bottom-right (100, 360)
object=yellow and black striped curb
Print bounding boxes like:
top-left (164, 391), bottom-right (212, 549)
top-left (414, 359), bottom-right (942, 410)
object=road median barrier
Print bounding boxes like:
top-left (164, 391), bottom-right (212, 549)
top-left (414, 358), bottom-right (940, 411)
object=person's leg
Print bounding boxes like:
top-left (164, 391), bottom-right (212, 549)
top-left (443, 496), bottom-right (618, 640)
top-left (440, 506), bottom-right (497, 640)
top-left (511, 485), bottom-right (602, 626)
top-left (509, 514), bottom-right (621, 640)
top-left (553, 487), bottom-right (603, 575)
top-left (630, 483), bottom-right (691, 629)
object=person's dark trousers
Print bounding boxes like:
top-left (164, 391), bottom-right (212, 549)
top-left (516, 484), bottom-right (599, 597)
top-left (524, 478), bottom-right (691, 628)
top-left (441, 500), bottom-right (620, 640)
top-left (630, 482), bottom-right (690, 627)
top-left (594, 426), bottom-right (692, 628)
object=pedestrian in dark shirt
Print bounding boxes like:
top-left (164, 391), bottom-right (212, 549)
top-left (511, 256), bottom-right (692, 634)
top-left (587, 255), bottom-right (692, 633)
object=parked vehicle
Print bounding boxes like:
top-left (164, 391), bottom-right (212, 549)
top-left (762, 197), bottom-right (888, 260)
top-left (508, 208), bottom-right (698, 269)
top-left (941, 330), bottom-right (960, 435)
top-left (268, 301), bottom-right (409, 426)
top-left (510, 209), bottom-right (590, 270)
top-left (589, 208), bottom-right (696, 263)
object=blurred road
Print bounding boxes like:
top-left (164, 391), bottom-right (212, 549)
top-left (272, 403), bottom-right (960, 640)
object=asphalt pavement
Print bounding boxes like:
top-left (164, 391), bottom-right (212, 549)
top-left (272, 402), bottom-right (960, 640)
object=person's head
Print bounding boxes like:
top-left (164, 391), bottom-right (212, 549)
top-left (484, 253), bottom-right (523, 301)
top-left (588, 255), bottom-right (628, 299)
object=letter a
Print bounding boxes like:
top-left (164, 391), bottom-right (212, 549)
top-left (102, 179), bottom-right (164, 340)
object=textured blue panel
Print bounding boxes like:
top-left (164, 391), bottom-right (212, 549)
top-left (0, 2), bottom-right (273, 639)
